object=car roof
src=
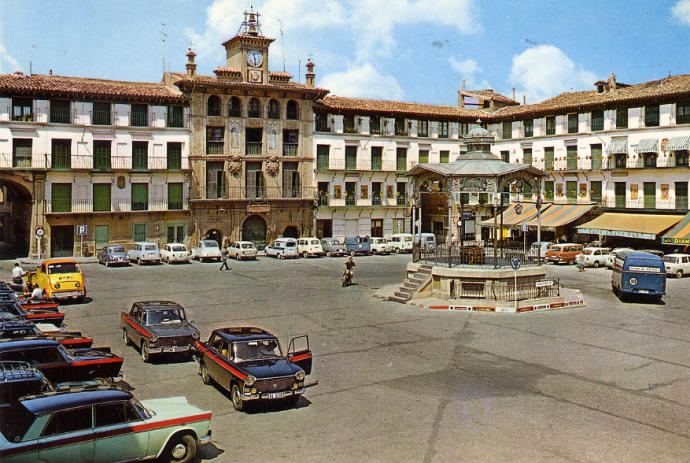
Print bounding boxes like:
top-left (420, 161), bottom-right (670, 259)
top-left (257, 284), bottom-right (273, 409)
top-left (0, 360), bottom-right (45, 383)
top-left (134, 301), bottom-right (183, 310)
top-left (0, 338), bottom-right (60, 349)
top-left (665, 253), bottom-right (689, 257)
top-left (21, 387), bottom-right (133, 416)
top-left (618, 251), bottom-right (663, 261)
top-left (166, 243), bottom-right (186, 246)
top-left (234, 241), bottom-right (254, 245)
top-left (214, 327), bottom-right (277, 342)
top-left (41, 258), bottom-right (78, 265)
top-left (133, 241), bottom-right (157, 246)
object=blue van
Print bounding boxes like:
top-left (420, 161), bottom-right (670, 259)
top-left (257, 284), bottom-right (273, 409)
top-left (344, 236), bottom-right (371, 256)
top-left (611, 251), bottom-right (666, 300)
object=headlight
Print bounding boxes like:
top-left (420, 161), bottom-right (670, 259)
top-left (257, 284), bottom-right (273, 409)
top-left (53, 282), bottom-right (60, 289)
top-left (192, 331), bottom-right (200, 340)
top-left (75, 282), bottom-right (80, 288)
top-left (150, 334), bottom-right (159, 342)
top-left (292, 382), bottom-right (299, 390)
top-left (295, 370), bottom-right (305, 381)
top-left (245, 375), bottom-right (256, 386)
top-left (629, 277), bottom-right (638, 286)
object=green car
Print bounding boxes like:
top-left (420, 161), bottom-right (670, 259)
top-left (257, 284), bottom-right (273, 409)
top-left (0, 386), bottom-right (212, 463)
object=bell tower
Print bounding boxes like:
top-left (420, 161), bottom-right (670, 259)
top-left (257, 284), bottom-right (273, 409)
top-left (221, 9), bottom-right (274, 84)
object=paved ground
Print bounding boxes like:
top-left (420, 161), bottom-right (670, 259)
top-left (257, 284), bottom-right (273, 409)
top-left (4, 255), bottom-right (689, 462)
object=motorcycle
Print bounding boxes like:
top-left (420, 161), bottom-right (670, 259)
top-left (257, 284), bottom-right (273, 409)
top-left (341, 269), bottom-right (354, 287)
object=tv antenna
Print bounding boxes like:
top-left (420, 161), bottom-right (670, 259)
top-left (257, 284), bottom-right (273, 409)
top-left (278, 19), bottom-right (286, 72)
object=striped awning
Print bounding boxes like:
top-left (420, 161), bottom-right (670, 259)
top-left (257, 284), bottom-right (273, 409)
top-left (633, 138), bottom-right (658, 153)
top-left (606, 138), bottom-right (628, 155)
top-left (476, 201), bottom-right (544, 227)
top-left (661, 212), bottom-right (690, 245)
top-left (665, 136), bottom-right (690, 151)
top-left (521, 204), bottom-right (594, 230)
top-left (577, 213), bottom-right (683, 241)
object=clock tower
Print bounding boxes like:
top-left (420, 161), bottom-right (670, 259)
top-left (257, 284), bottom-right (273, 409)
top-left (220, 10), bottom-right (274, 84)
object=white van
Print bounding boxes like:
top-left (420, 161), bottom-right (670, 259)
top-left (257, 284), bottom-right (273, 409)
top-left (415, 233), bottom-right (437, 249)
top-left (387, 233), bottom-right (413, 253)
top-left (297, 238), bottom-right (325, 257)
top-left (370, 237), bottom-right (393, 255)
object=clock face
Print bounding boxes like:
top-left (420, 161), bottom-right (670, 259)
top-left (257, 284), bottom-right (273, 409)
top-left (247, 50), bottom-right (263, 67)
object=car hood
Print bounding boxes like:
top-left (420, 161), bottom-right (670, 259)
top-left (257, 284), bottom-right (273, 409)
top-left (142, 396), bottom-right (210, 421)
top-left (240, 358), bottom-right (301, 378)
top-left (149, 322), bottom-right (198, 337)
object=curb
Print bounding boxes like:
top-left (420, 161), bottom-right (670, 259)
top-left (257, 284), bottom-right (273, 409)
top-left (416, 290), bottom-right (586, 313)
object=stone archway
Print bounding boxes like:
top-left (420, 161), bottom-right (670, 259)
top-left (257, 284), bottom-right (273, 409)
top-left (242, 215), bottom-right (267, 248)
top-left (282, 225), bottom-right (299, 238)
top-left (205, 229), bottom-right (223, 247)
top-left (0, 176), bottom-right (33, 258)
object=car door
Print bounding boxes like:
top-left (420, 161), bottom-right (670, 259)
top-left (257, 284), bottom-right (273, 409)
top-left (206, 335), bottom-right (226, 384)
top-left (38, 405), bottom-right (95, 463)
top-left (93, 401), bottom-right (149, 462)
top-left (287, 335), bottom-right (312, 375)
top-left (129, 307), bottom-right (144, 346)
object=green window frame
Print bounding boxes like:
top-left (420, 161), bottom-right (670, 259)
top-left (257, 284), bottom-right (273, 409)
top-left (51, 183), bottom-right (72, 213)
top-left (566, 181), bottom-right (577, 202)
top-left (418, 149), bottom-right (429, 164)
top-left (51, 139), bottom-right (71, 169)
top-left (316, 145), bottom-right (330, 170)
top-left (615, 182), bottom-right (626, 208)
top-left (523, 119), bottom-right (533, 137)
top-left (677, 101), bottom-right (690, 125)
top-left (130, 103), bottom-right (148, 127)
top-left (545, 116), bottom-right (556, 136)
top-left (167, 183), bottom-right (183, 210)
top-left (132, 223), bottom-right (147, 242)
top-left (343, 115), bottom-right (356, 133)
top-left (591, 110), bottom-right (604, 131)
top-left (12, 139), bottom-right (32, 167)
top-left (371, 146), bottom-right (382, 170)
top-left (167, 142), bottom-right (182, 171)
top-left (417, 120), bottom-right (428, 137)
top-left (396, 147), bottom-right (407, 171)
top-left (438, 121), bottom-right (449, 138)
top-left (50, 100), bottom-right (70, 124)
top-left (522, 148), bottom-right (532, 165)
top-left (131, 183), bottom-right (148, 211)
top-left (544, 181), bottom-right (554, 201)
top-left (644, 105), bottom-right (659, 127)
top-left (92, 102), bottom-right (111, 125)
top-left (93, 140), bottom-right (111, 170)
top-left (502, 121), bottom-right (512, 139)
top-left (167, 105), bottom-right (184, 128)
top-left (315, 113), bottom-right (329, 132)
top-left (345, 146), bottom-right (357, 170)
top-left (439, 150), bottom-right (449, 163)
top-left (567, 114), bottom-right (578, 134)
top-left (591, 144), bottom-right (602, 170)
top-left (369, 116), bottom-right (380, 134)
top-left (566, 146), bottom-right (577, 170)
top-left (675, 182), bottom-right (688, 210)
top-left (616, 107), bottom-right (628, 128)
top-left (93, 183), bottom-right (111, 212)
top-left (643, 182), bottom-right (656, 209)
top-left (544, 147), bottom-right (554, 170)
top-left (590, 181), bottom-right (602, 203)
top-left (132, 141), bottom-right (148, 170)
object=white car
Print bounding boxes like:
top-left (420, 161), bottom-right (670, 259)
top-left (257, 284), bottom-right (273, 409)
top-left (161, 243), bottom-right (190, 263)
top-left (227, 241), bottom-right (258, 260)
top-left (577, 247), bottom-right (610, 268)
top-left (192, 240), bottom-right (222, 262)
top-left (663, 253), bottom-right (690, 278)
top-left (370, 237), bottom-right (393, 255)
top-left (265, 238), bottom-right (299, 259)
top-left (127, 242), bottom-right (161, 265)
top-left (297, 238), bottom-right (324, 258)
top-left (387, 233), bottom-right (413, 253)
top-left (414, 233), bottom-right (437, 249)
top-left (605, 248), bottom-right (633, 268)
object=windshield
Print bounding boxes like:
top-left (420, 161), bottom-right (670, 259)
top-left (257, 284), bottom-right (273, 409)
top-left (144, 245), bottom-right (157, 251)
top-left (241, 243), bottom-right (254, 249)
top-left (329, 239), bottom-right (341, 245)
top-left (663, 256), bottom-right (677, 263)
top-left (109, 246), bottom-right (125, 253)
top-left (145, 308), bottom-right (185, 325)
top-left (403, 236), bottom-right (412, 242)
top-left (285, 242), bottom-right (296, 247)
top-left (203, 240), bottom-right (219, 248)
top-left (57, 344), bottom-right (75, 362)
top-left (130, 398), bottom-right (152, 419)
top-left (233, 339), bottom-right (282, 362)
top-left (47, 262), bottom-right (80, 274)
top-left (582, 249), bottom-right (593, 255)
top-left (172, 246), bottom-right (187, 252)
top-left (0, 403), bottom-right (36, 442)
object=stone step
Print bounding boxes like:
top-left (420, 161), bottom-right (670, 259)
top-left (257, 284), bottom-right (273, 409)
top-left (397, 287), bottom-right (413, 295)
top-left (403, 281), bottom-right (419, 289)
top-left (394, 291), bottom-right (411, 299)
top-left (419, 264), bottom-right (434, 272)
top-left (388, 295), bottom-right (409, 303)
top-left (409, 276), bottom-right (427, 284)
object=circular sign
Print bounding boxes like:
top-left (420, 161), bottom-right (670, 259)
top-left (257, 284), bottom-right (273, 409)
top-left (514, 203), bottom-right (523, 215)
top-left (35, 226), bottom-right (45, 238)
top-left (511, 257), bottom-right (521, 270)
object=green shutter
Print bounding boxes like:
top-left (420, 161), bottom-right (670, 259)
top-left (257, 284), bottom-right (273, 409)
top-left (419, 150), bottom-right (429, 164)
top-left (371, 147), bottom-right (382, 170)
top-left (51, 139), bottom-right (71, 169)
top-left (522, 148), bottom-right (532, 165)
top-left (544, 181), bottom-right (554, 200)
top-left (591, 144), bottom-right (602, 169)
top-left (439, 151), bottom-right (449, 163)
top-left (131, 183), bottom-right (148, 211)
top-left (93, 141), bottom-right (111, 170)
top-left (396, 148), bottom-right (407, 171)
top-left (644, 182), bottom-right (656, 209)
top-left (590, 181), bottom-right (602, 203)
top-left (132, 142), bottom-right (148, 170)
top-left (345, 146), bottom-right (357, 170)
top-left (615, 182), bottom-right (626, 208)
top-left (566, 181), bottom-right (577, 202)
top-left (567, 146), bottom-right (577, 170)
top-left (93, 184), bottom-right (111, 212)
top-left (132, 223), bottom-right (147, 242)
top-left (51, 183), bottom-right (71, 212)
top-left (317, 145), bottom-right (330, 170)
top-left (544, 147), bottom-right (554, 170)
top-left (168, 183), bottom-right (183, 210)
top-left (95, 225), bottom-right (109, 247)
top-left (167, 142), bottom-right (182, 170)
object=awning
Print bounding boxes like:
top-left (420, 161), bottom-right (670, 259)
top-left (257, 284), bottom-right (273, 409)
top-left (665, 136), bottom-right (690, 151)
top-left (477, 202), bottom-right (544, 227)
top-left (577, 213), bottom-right (684, 240)
top-left (661, 212), bottom-right (690, 245)
top-left (606, 138), bottom-right (628, 155)
top-left (633, 138), bottom-right (658, 153)
top-left (522, 204), bottom-right (594, 230)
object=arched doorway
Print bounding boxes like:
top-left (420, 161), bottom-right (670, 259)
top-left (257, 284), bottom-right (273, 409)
top-left (242, 215), bottom-right (267, 248)
top-left (0, 178), bottom-right (32, 258)
top-left (205, 229), bottom-right (222, 247)
top-left (283, 226), bottom-right (299, 238)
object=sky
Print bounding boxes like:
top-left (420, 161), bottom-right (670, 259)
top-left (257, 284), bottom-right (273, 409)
top-left (0, 0), bottom-right (689, 107)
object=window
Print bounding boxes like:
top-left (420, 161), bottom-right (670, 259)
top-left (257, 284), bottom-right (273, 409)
top-left (93, 102), bottom-right (111, 125)
top-left (522, 148), bottom-right (532, 165)
top-left (616, 107), bottom-right (628, 128)
top-left (459, 122), bottom-right (469, 137)
top-left (677, 151), bottom-right (689, 167)
top-left (168, 183), bottom-right (183, 209)
top-left (131, 183), bottom-right (148, 211)
top-left (167, 142), bottom-right (182, 170)
top-left (643, 153), bottom-right (657, 168)
top-left (369, 116), bottom-right (381, 134)
top-left (418, 120), bottom-right (428, 137)
top-left (502, 121), bottom-right (513, 139)
top-left (590, 181), bottom-right (602, 203)
top-left (95, 402), bottom-right (140, 427)
top-left (282, 162), bottom-right (300, 198)
top-left (523, 119), bottom-right (533, 137)
top-left (345, 182), bottom-right (356, 205)
top-left (345, 146), bottom-right (357, 170)
top-left (267, 99), bottom-right (280, 119)
top-left (544, 147), bottom-right (554, 170)
top-left (50, 100), bottom-right (70, 123)
top-left (500, 151), bottom-right (509, 163)
top-left (418, 149), bottom-right (429, 164)
top-left (615, 182), bottom-right (626, 208)
top-left (675, 182), bottom-right (688, 209)
top-left (396, 147), bottom-right (407, 171)
top-left (317, 182), bottom-right (329, 205)
top-left (206, 162), bottom-right (226, 199)
top-left (248, 98), bottom-right (261, 118)
top-left (206, 126), bottom-right (224, 155)
top-left (614, 153), bottom-right (627, 169)
top-left (677, 101), bottom-right (690, 125)
top-left (645, 105), bottom-right (659, 127)
top-left (93, 183), bottom-right (111, 212)
top-left (544, 181), bottom-right (554, 201)
top-left (396, 182), bottom-right (407, 205)
top-left (315, 113), bottom-right (329, 132)
top-left (440, 150), bottom-right (449, 163)
top-left (245, 162), bottom-right (264, 198)
top-left (567, 114), bottom-right (578, 134)
top-left (132, 141), bottom-right (148, 170)
top-left (51, 183), bottom-right (71, 213)
top-left (344, 115), bottom-right (356, 133)
top-left (133, 223), bottom-right (147, 241)
top-left (317, 144), bottom-right (330, 170)
top-left (371, 146), bottom-right (382, 170)
top-left (395, 118), bottom-right (407, 136)
top-left (12, 139), bottom-right (32, 167)
top-left (167, 105), bottom-right (184, 127)
top-left (371, 219), bottom-right (383, 237)
top-left (545, 116), bottom-right (556, 135)
top-left (286, 100), bottom-right (298, 120)
top-left (566, 145), bottom-right (577, 170)
top-left (566, 181), bottom-right (577, 202)
top-left (207, 95), bottom-right (221, 116)
top-left (228, 97), bottom-right (242, 117)
top-left (94, 140), bottom-right (111, 170)
top-left (130, 104), bottom-right (148, 127)
top-left (245, 127), bottom-right (262, 155)
top-left (282, 130), bottom-right (298, 156)
top-left (372, 182), bottom-right (382, 205)
top-left (51, 139), bottom-right (71, 169)
top-left (42, 407), bottom-right (92, 436)
top-left (591, 144), bottom-right (602, 170)
top-left (438, 121), bottom-right (449, 138)
top-left (644, 182), bottom-right (656, 209)
top-left (12, 98), bottom-right (33, 121)
top-left (591, 110), bottom-right (604, 131)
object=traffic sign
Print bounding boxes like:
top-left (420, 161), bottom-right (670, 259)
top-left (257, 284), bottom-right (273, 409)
top-left (77, 225), bottom-right (88, 236)
top-left (522, 223), bottom-right (529, 232)
top-left (34, 226), bottom-right (45, 238)
top-left (514, 202), bottom-right (523, 215)
top-left (511, 257), bottom-right (521, 270)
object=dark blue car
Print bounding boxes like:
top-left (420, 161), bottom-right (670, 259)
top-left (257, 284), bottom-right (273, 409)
top-left (611, 251), bottom-right (666, 301)
top-left (344, 235), bottom-right (371, 256)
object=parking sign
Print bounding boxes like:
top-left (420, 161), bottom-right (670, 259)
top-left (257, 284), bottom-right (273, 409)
top-left (77, 225), bottom-right (88, 236)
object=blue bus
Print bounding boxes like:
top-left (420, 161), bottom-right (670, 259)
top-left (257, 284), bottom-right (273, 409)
top-left (611, 251), bottom-right (666, 301)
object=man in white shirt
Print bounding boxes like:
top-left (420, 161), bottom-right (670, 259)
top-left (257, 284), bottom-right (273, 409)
top-left (11, 263), bottom-right (26, 286)
top-left (31, 284), bottom-right (44, 300)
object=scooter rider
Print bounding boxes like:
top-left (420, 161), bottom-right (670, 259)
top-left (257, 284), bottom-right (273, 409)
top-left (342, 256), bottom-right (356, 286)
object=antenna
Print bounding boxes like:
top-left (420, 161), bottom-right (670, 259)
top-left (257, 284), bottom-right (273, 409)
top-left (30, 44), bottom-right (35, 75)
top-left (160, 22), bottom-right (168, 74)
top-left (278, 19), bottom-right (286, 72)
top-left (298, 59), bottom-right (301, 83)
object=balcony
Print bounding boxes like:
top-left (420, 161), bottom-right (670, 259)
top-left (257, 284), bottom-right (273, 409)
top-left (50, 107), bottom-right (71, 124)
top-left (166, 113), bottom-right (186, 128)
top-left (46, 198), bottom-right (188, 214)
top-left (317, 192), bottom-right (329, 206)
top-left (0, 153), bottom-right (50, 169)
top-left (91, 109), bottom-right (112, 126)
top-left (396, 194), bottom-right (408, 206)
top-left (372, 194), bottom-right (382, 206)
top-left (282, 143), bottom-right (298, 156)
top-left (345, 196), bottom-right (356, 206)
top-left (224, 186), bottom-right (316, 200)
top-left (50, 153), bottom-right (71, 170)
top-left (129, 111), bottom-right (149, 127)
top-left (246, 142), bottom-right (263, 156)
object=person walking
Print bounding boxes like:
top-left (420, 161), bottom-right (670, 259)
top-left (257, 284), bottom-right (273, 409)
top-left (219, 246), bottom-right (231, 271)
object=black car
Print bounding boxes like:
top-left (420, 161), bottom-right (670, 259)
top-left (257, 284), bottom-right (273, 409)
top-left (121, 301), bottom-right (200, 362)
top-left (0, 312), bottom-right (92, 349)
top-left (0, 300), bottom-right (64, 327)
top-left (194, 327), bottom-right (315, 410)
top-left (0, 360), bottom-right (52, 407)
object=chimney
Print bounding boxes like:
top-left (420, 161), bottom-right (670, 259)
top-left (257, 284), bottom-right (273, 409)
top-left (512, 88), bottom-right (516, 101)
top-left (305, 61), bottom-right (315, 89)
top-left (186, 48), bottom-right (197, 77)
top-left (607, 72), bottom-right (616, 92)
top-left (523, 95), bottom-right (526, 105)
top-left (49, 69), bottom-right (53, 76)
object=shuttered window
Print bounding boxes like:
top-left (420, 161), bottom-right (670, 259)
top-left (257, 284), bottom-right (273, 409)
top-left (590, 181), bottom-right (602, 203)
top-left (168, 183), bottom-right (183, 210)
top-left (167, 142), bottom-right (182, 170)
top-left (345, 146), bottom-right (357, 170)
top-left (396, 148), bottom-right (407, 171)
top-left (544, 147), bottom-right (554, 170)
top-left (677, 101), bottom-right (690, 125)
top-left (12, 139), bottom-right (32, 167)
top-left (317, 145), bottom-right (330, 170)
top-left (644, 105), bottom-right (659, 127)
top-left (93, 141), bottom-right (111, 170)
top-left (132, 223), bottom-right (147, 242)
top-left (51, 139), bottom-right (71, 169)
top-left (523, 119), bottom-right (533, 137)
top-left (544, 181), bottom-right (554, 201)
top-left (502, 121), bottom-right (512, 139)
top-left (93, 184), bottom-right (111, 212)
top-left (566, 181), bottom-right (577, 202)
top-left (418, 149), bottom-right (429, 164)
top-left (132, 142), bottom-right (148, 170)
top-left (439, 150), bottom-right (449, 163)
top-left (282, 162), bottom-right (300, 198)
top-left (591, 144), bottom-right (602, 169)
top-left (591, 110), bottom-right (604, 131)
top-left (545, 116), bottom-right (556, 135)
top-left (51, 183), bottom-right (72, 212)
top-left (567, 114), bottom-right (578, 133)
top-left (616, 107), bottom-right (628, 128)
top-left (371, 146), bottom-right (382, 170)
top-left (522, 148), bottom-right (532, 165)
top-left (566, 146), bottom-right (577, 170)
top-left (643, 182), bottom-right (656, 209)
top-left (131, 183), bottom-right (148, 211)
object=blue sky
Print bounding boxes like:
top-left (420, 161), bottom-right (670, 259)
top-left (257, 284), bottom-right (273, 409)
top-left (1, 0), bottom-right (689, 106)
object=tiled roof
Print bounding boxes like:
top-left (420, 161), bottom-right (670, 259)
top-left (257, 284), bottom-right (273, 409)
top-left (0, 73), bottom-right (185, 103)
top-left (222, 33), bottom-right (275, 47)
top-left (172, 72), bottom-right (328, 97)
top-left (315, 95), bottom-right (488, 120)
top-left (460, 89), bottom-right (518, 105)
top-left (213, 67), bottom-right (242, 76)
top-left (492, 74), bottom-right (690, 120)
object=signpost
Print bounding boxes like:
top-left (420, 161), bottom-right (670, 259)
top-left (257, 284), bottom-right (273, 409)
top-left (35, 226), bottom-right (45, 261)
top-left (77, 225), bottom-right (87, 258)
top-left (511, 257), bottom-right (521, 310)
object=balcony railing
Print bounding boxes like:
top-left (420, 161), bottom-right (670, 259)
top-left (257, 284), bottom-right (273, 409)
top-left (167, 113), bottom-right (185, 128)
top-left (46, 198), bottom-right (188, 214)
top-left (246, 142), bottom-right (263, 155)
top-left (92, 110), bottom-right (112, 126)
top-left (345, 196), bottom-right (356, 205)
top-left (130, 112), bottom-right (148, 127)
top-left (11, 153), bottom-right (32, 168)
top-left (282, 144), bottom-right (298, 156)
top-left (51, 154), bottom-right (71, 169)
top-left (50, 107), bottom-right (71, 124)
top-left (372, 195), bottom-right (382, 205)
top-left (209, 186), bottom-right (318, 201)
top-left (317, 192), bottom-right (329, 206)
top-left (396, 194), bottom-right (408, 205)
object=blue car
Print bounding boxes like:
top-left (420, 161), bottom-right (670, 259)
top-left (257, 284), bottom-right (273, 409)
top-left (611, 251), bottom-right (666, 301)
top-left (344, 236), bottom-right (371, 256)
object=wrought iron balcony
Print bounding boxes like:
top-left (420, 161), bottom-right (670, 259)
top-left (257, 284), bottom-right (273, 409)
top-left (282, 143), bottom-right (298, 156)
top-left (46, 198), bottom-right (188, 214)
top-left (246, 142), bottom-right (263, 156)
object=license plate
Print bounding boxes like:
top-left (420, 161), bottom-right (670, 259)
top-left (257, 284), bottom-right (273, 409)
top-left (638, 289), bottom-right (649, 294)
top-left (268, 392), bottom-right (285, 399)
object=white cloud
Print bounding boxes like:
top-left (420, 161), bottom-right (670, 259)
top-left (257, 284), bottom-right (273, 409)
top-left (449, 57), bottom-right (490, 90)
top-left (672, 0), bottom-right (690, 25)
top-left (509, 45), bottom-right (596, 104)
top-left (0, 42), bottom-right (21, 74)
top-left (321, 63), bottom-right (404, 100)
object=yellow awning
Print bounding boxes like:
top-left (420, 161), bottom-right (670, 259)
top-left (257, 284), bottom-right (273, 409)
top-left (577, 213), bottom-right (683, 240)
top-left (477, 201), bottom-right (544, 227)
top-left (661, 212), bottom-right (690, 245)
top-left (522, 204), bottom-right (594, 230)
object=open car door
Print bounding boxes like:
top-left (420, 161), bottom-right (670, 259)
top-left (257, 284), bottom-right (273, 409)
top-left (287, 335), bottom-right (312, 375)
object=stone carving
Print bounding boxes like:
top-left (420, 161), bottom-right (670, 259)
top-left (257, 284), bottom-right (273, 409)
top-left (265, 156), bottom-right (280, 177)
top-left (267, 121), bottom-right (280, 152)
top-left (229, 121), bottom-right (242, 151)
top-left (228, 155), bottom-right (242, 176)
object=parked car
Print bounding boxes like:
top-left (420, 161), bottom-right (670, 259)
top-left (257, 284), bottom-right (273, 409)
top-left (639, 249), bottom-right (664, 258)
top-left (27, 259), bottom-right (86, 302)
top-left (121, 301), bottom-right (200, 362)
top-left (0, 313), bottom-right (92, 349)
top-left (226, 241), bottom-right (258, 260)
top-left (97, 244), bottom-right (130, 267)
top-left (387, 233), bottom-right (413, 253)
top-left (192, 240), bottom-right (222, 262)
top-left (577, 247), bottom-right (611, 268)
top-left (528, 241), bottom-right (552, 261)
top-left (297, 238), bottom-right (325, 258)
top-left (265, 238), bottom-right (299, 259)
top-left (0, 300), bottom-right (64, 328)
top-left (0, 360), bottom-right (52, 407)
top-left (194, 327), bottom-right (315, 411)
top-left (0, 290), bottom-right (59, 313)
top-left (414, 233), bottom-right (437, 249)
top-left (320, 238), bottom-right (346, 257)
top-left (0, 385), bottom-right (212, 463)
top-left (611, 251), bottom-right (666, 301)
top-left (662, 253), bottom-right (690, 278)
top-left (606, 248), bottom-right (634, 268)
top-left (0, 338), bottom-right (123, 384)
top-left (161, 243), bottom-right (190, 264)
top-left (370, 237), bottom-right (393, 255)
top-left (545, 243), bottom-right (584, 264)
top-left (344, 235), bottom-right (371, 256)
top-left (127, 242), bottom-right (162, 265)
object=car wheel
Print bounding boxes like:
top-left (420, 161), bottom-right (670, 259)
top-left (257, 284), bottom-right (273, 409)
top-left (567, 258), bottom-right (574, 265)
top-left (76, 296), bottom-right (85, 303)
top-left (395, 248), bottom-right (401, 254)
top-left (161, 433), bottom-right (197, 463)
top-left (141, 342), bottom-right (151, 363)
top-left (350, 251), bottom-right (355, 257)
top-left (372, 249), bottom-right (378, 255)
top-left (105, 260), bottom-right (109, 267)
top-left (279, 253), bottom-right (284, 260)
top-left (593, 261), bottom-right (600, 268)
top-left (199, 363), bottom-right (211, 385)
top-left (231, 383), bottom-right (244, 411)
top-left (122, 329), bottom-right (130, 346)
top-left (676, 270), bottom-right (683, 278)
top-left (303, 251), bottom-right (309, 258)
top-left (326, 251), bottom-right (332, 257)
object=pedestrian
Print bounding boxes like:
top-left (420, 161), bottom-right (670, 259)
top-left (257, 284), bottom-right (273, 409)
top-left (31, 283), bottom-right (44, 300)
top-left (11, 263), bottom-right (26, 289)
top-left (577, 253), bottom-right (585, 272)
top-left (219, 246), bottom-right (230, 271)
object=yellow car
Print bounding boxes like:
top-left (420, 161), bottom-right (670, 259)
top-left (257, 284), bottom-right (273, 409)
top-left (30, 258), bottom-right (86, 302)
